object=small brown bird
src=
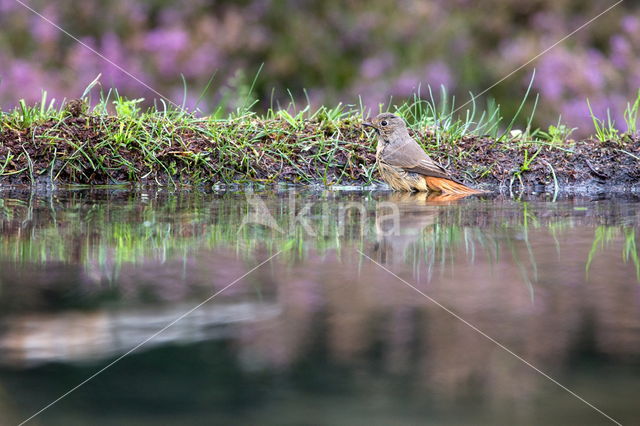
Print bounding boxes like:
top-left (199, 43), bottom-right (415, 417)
top-left (364, 113), bottom-right (481, 194)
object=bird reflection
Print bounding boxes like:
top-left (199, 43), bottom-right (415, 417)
top-left (373, 191), bottom-right (469, 265)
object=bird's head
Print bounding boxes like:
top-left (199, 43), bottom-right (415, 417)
top-left (363, 113), bottom-right (408, 138)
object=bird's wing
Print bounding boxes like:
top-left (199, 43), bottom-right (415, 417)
top-left (403, 157), bottom-right (454, 180)
top-left (383, 137), bottom-right (454, 180)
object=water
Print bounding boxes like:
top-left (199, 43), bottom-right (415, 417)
top-left (0, 188), bottom-right (639, 425)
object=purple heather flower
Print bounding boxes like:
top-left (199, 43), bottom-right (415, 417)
top-left (535, 51), bottom-right (570, 100)
top-left (143, 27), bottom-right (189, 53)
top-left (127, 3), bottom-right (149, 26)
top-left (622, 15), bottom-right (640, 35)
top-left (157, 8), bottom-right (184, 26)
top-left (0, 0), bottom-right (17, 13)
top-left (31, 5), bottom-right (59, 44)
top-left (610, 35), bottom-right (632, 69)
top-left (630, 70), bottom-right (640, 91)
top-left (562, 96), bottom-right (625, 138)
top-left (360, 54), bottom-right (394, 80)
top-left (184, 45), bottom-right (221, 78)
top-left (583, 49), bottom-right (606, 90)
top-left (423, 61), bottom-right (454, 91)
top-left (451, 35), bottom-right (470, 55)
top-left (245, 0), bottom-right (272, 19)
top-left (101, 32), bottom-right (128, 88)
top-left (394, 71), bottom-right (420, 97)
top-left (498, 37), bottom-right (534, 65)
top-left (351, 81), bottom-right (387, 113)
top-left (1, 60), bottom-right (53, 104)
top-left (561, 98), bottom-right (593, 134)
top-left (169, 88), bottom-right (201, 112)
top-left (531, 12), bottom-right (563, 33)
top-left (67, 38), bottom-right (102, 94)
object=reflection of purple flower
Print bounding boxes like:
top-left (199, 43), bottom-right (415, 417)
top-left (287, 277), bottom-right (325, 311)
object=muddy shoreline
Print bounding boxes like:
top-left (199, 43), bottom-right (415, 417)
top-left (1, 115), bottom-right (639, 193)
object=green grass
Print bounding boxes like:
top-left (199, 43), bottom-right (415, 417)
top-left (1, 76), bottom-right (639, 186)
top-left (1, 88), bottom-right (378, 186)
top-left (587, 99), bottom-right (620, 143)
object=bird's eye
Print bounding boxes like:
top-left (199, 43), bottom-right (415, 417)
top-left (380, 120), bottom-right (388, 126)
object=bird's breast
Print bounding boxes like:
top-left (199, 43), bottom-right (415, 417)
top-left (377, 160), bottom-right (415, 191)
top-left (376, 139), bottom-right (388, 157)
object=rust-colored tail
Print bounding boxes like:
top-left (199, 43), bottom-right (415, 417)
top-left (424, 176), bottom-right (483, 194)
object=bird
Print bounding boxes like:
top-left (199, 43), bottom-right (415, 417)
top-left (363, 113), bottom-right (482, 194)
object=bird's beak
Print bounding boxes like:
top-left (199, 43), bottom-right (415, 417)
top-left (363, 121), bottom-right (379, 134)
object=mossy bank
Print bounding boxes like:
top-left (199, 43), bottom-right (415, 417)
top-left (1, 96), bottom-right (639, 193)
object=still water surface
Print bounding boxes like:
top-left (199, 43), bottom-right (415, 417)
top-left (0, 188), bottom-right (639, 425)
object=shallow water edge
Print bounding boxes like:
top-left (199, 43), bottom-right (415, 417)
top-left (0, 188), bottom-right (638, 425)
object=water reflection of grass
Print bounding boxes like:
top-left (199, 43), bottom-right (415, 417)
top-left (399, 222), bottom-right (539, 298)
top-left (0, 191), bottom-right (638, 284)
top-left (0, 191), bottom-right (381, 265)
top-left (587, 226), bottom-right (640, 281)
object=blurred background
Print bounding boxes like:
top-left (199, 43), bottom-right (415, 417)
top-left (0, 0), bottom-right (637, 135)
